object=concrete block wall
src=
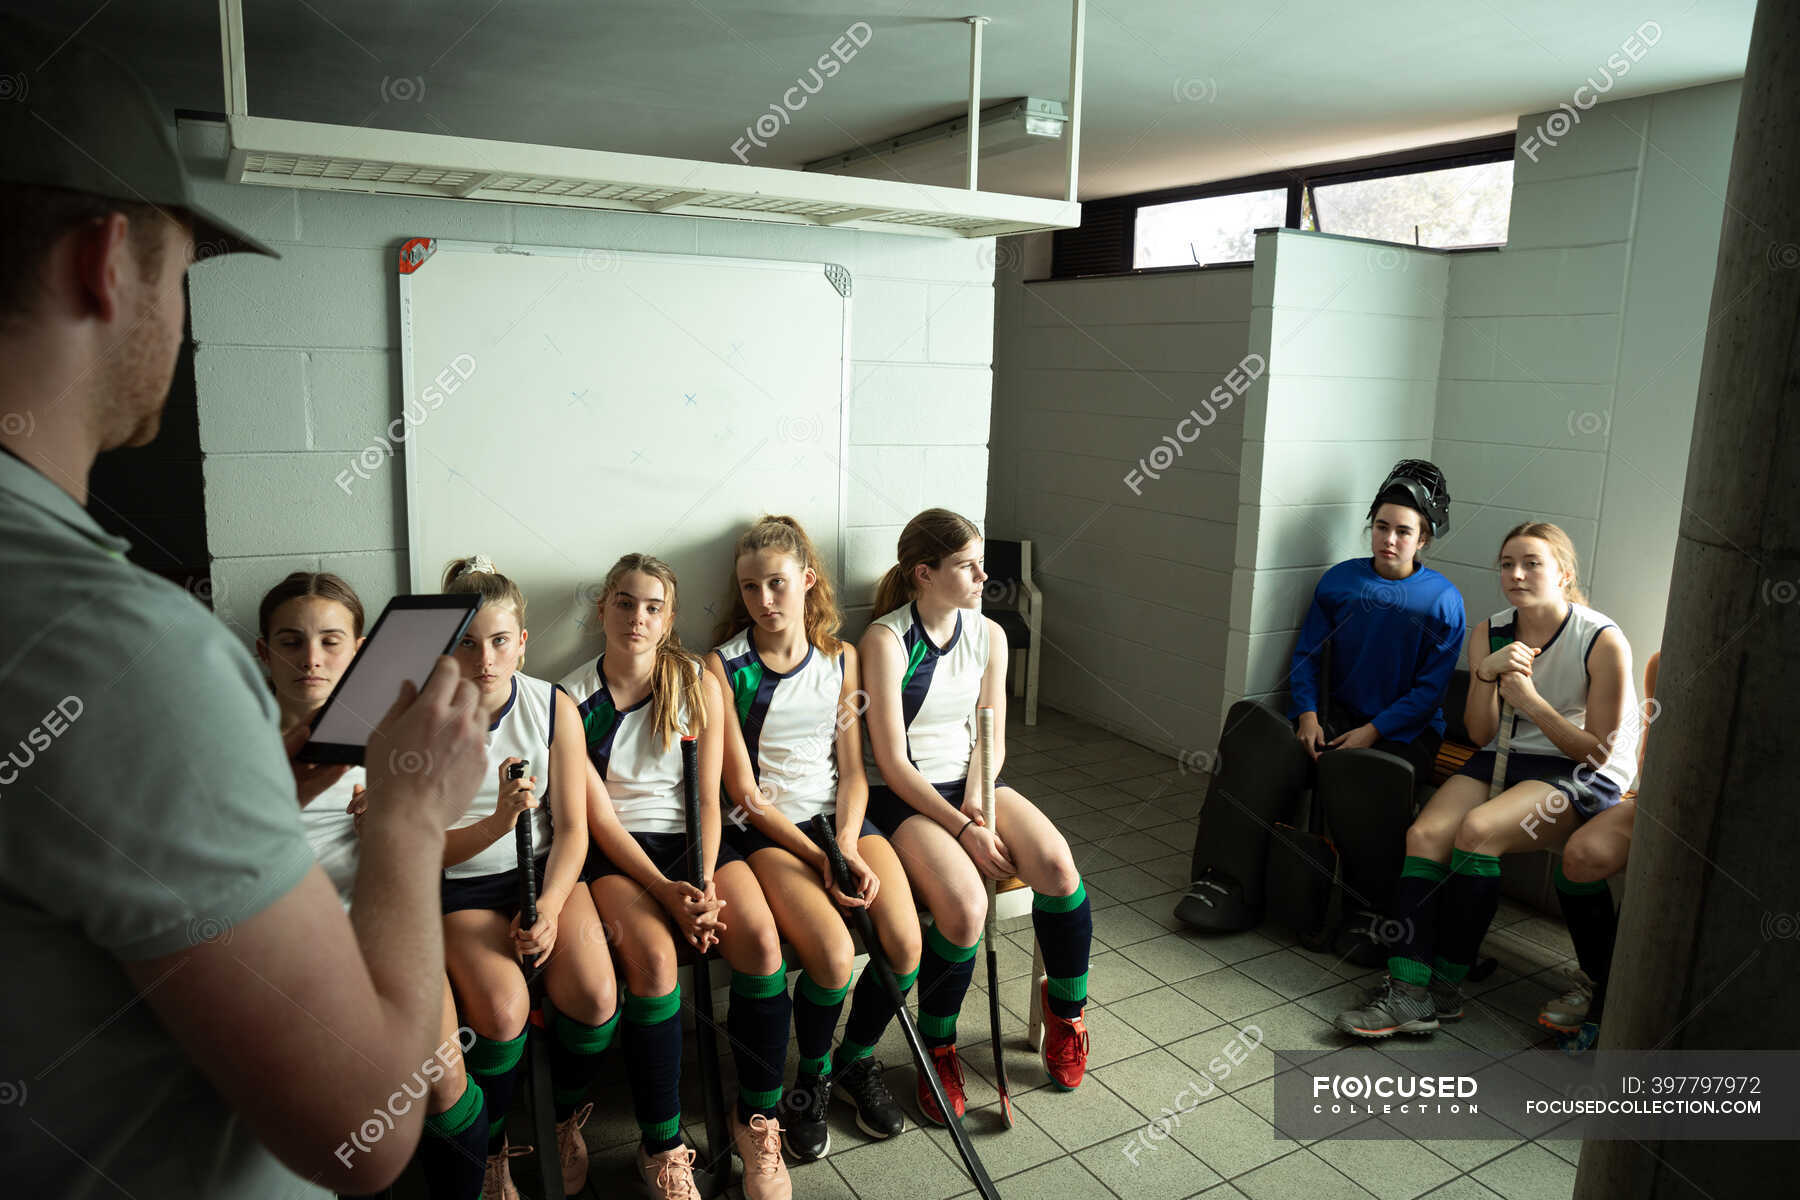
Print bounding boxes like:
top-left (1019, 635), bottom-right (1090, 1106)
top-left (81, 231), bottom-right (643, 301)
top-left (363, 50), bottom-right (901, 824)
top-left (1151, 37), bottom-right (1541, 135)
top-left (1434, 81), bottom-right (1740, 663)
top-left (178, 129), bottom-right (995, 649)
top-left (988, 256), bottom-right (1254, 759)
top-left (1225, 230), bottom-right (1449, 715)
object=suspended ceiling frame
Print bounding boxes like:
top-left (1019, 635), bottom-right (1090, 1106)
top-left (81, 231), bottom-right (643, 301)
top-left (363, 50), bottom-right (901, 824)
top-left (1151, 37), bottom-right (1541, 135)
top-left (213, 0), bottom-right (1086, 240)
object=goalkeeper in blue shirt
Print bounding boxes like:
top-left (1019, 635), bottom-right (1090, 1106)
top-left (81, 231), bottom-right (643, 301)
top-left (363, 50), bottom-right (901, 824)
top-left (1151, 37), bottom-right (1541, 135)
top-left (1179, 461), bottom-right (1465, 946)
top-left (1289, 459), bottom-right (1466, 779)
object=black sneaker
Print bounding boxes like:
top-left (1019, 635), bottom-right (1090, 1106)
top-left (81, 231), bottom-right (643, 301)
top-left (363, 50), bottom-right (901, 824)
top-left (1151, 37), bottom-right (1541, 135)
top-left (833, 1056), bottom-right (906, 1139)
top-left (779, 1070), bottom-right (832, 1161)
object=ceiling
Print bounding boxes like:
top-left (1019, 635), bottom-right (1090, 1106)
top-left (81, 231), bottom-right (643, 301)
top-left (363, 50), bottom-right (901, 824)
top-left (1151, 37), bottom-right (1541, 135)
top-left (6, 0), bottom-right (1755, 201)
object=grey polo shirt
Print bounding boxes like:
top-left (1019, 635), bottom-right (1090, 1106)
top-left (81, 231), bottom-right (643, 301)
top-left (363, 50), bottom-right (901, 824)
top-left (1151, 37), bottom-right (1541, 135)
top-left (0, 451), bottom-right (333, 1199)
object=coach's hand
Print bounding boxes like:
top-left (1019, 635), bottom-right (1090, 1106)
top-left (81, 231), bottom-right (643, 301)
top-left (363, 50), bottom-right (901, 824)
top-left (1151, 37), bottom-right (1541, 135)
top-left (347, 784), bottom-right (367, 837)
top-left (365, 656), bottom-right (488, 833)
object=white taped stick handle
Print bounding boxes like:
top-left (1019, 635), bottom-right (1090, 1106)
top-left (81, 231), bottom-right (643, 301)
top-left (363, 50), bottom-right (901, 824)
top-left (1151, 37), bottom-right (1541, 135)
top-left (979, 706), bottom-right (998, 930)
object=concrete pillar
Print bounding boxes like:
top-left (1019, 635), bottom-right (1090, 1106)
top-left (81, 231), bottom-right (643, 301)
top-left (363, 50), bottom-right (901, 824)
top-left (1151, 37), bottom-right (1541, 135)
top-left (1575, 0), bottom-right (1800, 1195)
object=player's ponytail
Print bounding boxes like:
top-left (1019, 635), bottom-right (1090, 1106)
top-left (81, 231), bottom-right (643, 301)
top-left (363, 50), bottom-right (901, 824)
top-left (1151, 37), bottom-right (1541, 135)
top-left (603, 553), bottom-right (706, 750)
top-left (872, 508), bottom-right (983, 616)
top-left (442, 554), bottom-right (529, 625)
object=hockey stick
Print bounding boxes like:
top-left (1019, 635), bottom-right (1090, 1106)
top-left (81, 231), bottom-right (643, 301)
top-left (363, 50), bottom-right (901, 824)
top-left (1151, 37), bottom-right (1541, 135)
top-left (1489, 704), bottom-right (1515, 801)
top-left (976, 707), bottom-right (1013, 1127)
top-left (509, 758), bottom-right (560, 1200)
top-left (681, 736), bottom-right (732, 1199)
top-left (510, 759), bottom-right (538, 933)
top-left (808, 815), bottom-right (1003, 1200)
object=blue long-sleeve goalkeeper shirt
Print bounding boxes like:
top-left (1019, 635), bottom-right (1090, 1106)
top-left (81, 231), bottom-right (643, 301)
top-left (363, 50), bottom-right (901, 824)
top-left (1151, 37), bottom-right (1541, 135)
top-left (1286, 557), bottom-right (1467, 744)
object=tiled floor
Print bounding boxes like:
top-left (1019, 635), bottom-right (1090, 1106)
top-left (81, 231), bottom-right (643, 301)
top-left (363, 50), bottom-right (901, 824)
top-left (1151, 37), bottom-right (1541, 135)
top-left (457, 707), bottom-right (1588, 1200)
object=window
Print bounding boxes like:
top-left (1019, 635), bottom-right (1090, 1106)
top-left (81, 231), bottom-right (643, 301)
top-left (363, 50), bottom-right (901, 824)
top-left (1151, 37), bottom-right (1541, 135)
top-left (1309, 159), bottom-right (1513, 248)
top-left (1050, 134), bottom-right (1513, 278)
top-left (1134, 187), bottom-right (1287, 268)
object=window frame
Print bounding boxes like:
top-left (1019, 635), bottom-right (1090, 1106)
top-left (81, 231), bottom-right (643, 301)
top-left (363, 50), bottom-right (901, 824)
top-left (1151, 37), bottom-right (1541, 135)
top-left (1056, 132), bottom-right (1515, 279)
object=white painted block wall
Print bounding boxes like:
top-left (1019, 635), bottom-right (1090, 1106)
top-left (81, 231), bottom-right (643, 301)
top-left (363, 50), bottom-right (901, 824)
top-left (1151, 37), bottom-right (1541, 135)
top-left (1436, 80), bottom-right (1740, 665)
top-left (1226, 230), bottom-right (1449, 715)
top-left (179, 137), bottom-right (995, 649)
top-left (988, 256), bottom-right (1253, 759)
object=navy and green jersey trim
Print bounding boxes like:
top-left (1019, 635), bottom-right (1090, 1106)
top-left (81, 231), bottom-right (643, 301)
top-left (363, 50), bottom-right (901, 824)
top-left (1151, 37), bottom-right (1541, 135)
top-left (717, 639), bottom-right (827, 779)
top-left (1489, 609), bottom-right (1571, 655)
top-left (719, 647), bottom-right (774, 779)
top-left (898, 603), bottom-right (961, 731)
top-left (575, 656), bottom-right (648, 779)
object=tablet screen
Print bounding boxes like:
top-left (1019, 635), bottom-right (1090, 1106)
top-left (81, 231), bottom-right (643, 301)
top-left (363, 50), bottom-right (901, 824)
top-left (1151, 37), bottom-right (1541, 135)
top-left (303, 597), bottom-right (478, 761)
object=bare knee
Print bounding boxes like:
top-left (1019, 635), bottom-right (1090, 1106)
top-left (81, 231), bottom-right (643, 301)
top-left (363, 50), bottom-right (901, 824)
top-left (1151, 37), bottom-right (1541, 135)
top-left (870, 903), bottom-right (923, 973)
top-left (1452, 814), bottom-right (1495, 854)
top-left (1041, 843), bottom-right (1080, 899)
top-left (558, 967), bottom-right (618, 1026)
top-left (463, 980), bottom-right (529, 1041)
top-left (1561, 838), bottom-right (1622, 884)
top-left (1404, 822), bottom-right (1453, 862)
top-left (740, 919), bottom-right (785, 977)
top-left (886, 924), bottom-right (922, 974)
top-left (625, 938), bottom-right (680, 997)
top-left (933, 884), bottom-right (987, 946)
top-left (813, 934), bottom-right (855, 991)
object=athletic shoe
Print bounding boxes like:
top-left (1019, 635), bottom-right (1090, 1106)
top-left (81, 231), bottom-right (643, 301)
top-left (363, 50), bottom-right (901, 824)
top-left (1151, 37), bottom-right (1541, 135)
top-left (914, 1044), bottom-right (967, 1127)
top-left (1538, 975), bottom-right (1594, 1033)
top-left (1430, 978), bottom-right (1466, 1022)
top-left (729, 1111), bottom-right (792, 1200)
top-left (779, 1070), bottom-right (832, 1161)
top-left (1555, 1020), bottom-right (1601, 1055)
top-left (833, 1056), bottom-right (905, 1138)
top-left (1334, 977), bottom-right (1438, 1038)
top-left (1039, 979), bottom-right (1091, 1090)
top-left (1352, 976), bottom-right (1460, 1022)
top-left (637, 1142), bottom-right (702, 1200)
top-left (481, 1140), bottom-right (532, 1200)
top-left (556, 1101), bottom-right (593, 1195)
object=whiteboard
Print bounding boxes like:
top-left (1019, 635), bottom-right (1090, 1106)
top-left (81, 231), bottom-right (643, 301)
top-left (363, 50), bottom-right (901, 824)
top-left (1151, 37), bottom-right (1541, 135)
top-left (400, 239), bottom-right (850, 682)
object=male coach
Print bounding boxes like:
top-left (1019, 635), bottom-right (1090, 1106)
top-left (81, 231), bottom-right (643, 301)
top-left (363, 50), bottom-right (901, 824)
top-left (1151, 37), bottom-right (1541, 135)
top-left (0, 16), bottom-right (488, 1197)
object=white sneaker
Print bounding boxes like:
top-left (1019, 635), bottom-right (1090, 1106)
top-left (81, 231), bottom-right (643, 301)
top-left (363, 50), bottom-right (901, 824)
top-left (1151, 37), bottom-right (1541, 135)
top-left (1538, 973), bottom-right (1594, 1033)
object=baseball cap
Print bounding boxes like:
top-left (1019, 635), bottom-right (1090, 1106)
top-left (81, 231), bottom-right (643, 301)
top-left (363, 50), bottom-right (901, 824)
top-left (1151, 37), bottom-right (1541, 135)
top-left (0, 13), bottom-right (277, 258)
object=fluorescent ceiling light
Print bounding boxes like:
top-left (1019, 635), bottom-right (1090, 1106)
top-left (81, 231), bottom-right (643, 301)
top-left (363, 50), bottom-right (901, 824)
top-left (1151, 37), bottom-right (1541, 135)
top-left (803, 98), bottom-right (1068, 175)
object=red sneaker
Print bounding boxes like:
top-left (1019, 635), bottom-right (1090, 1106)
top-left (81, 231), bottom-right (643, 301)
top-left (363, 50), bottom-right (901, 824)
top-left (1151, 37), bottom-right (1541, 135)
top-left (915, 1044), bottom-right (967, 1126)
top-left (1040, 979), bottom-right (1090, 1091)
